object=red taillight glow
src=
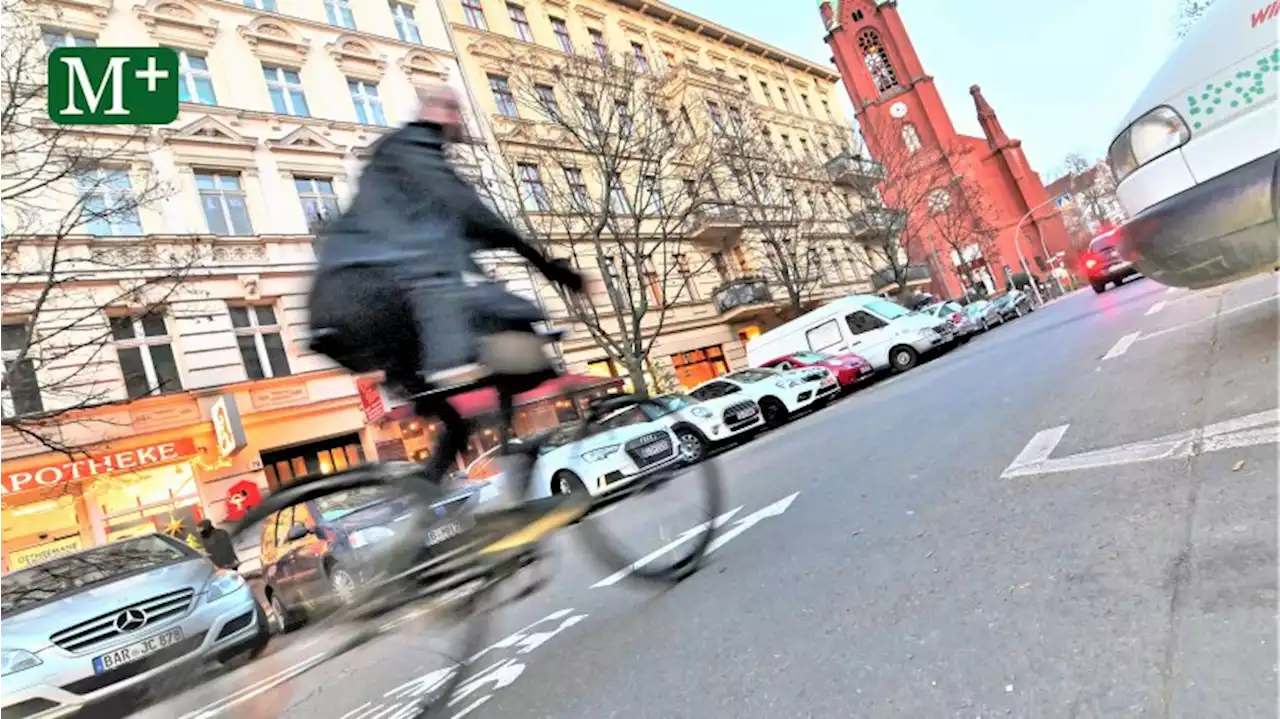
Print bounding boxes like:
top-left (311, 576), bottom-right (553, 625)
top-left (1084, 257), bottom-right (1099, 270)
top-left (950, 312), bottom-right (963, 324)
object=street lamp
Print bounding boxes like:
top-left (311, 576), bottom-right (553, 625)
top-left (1012, 193), bottom-right (1071, 305)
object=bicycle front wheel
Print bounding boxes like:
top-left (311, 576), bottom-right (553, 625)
top-left (567, 394), bottom-right (725, 584)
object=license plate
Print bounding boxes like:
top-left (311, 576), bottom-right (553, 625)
top-left (637, 442), bottom-right (668, 458)
top-left (733, 407), bottom-right (757, 420)
top-left (93, 627), bottom-right (183, 673)
top-left (427, 514), bottom-right (474, 545)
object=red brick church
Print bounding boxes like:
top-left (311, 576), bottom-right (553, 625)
top-left (819, 0), bottom-right (1071, 298)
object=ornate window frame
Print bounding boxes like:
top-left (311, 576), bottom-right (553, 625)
top-left (238, 16), bottom-right (310, 67)
top-left (327, 35), bottom-right (387, 83)
top-left (398, 49), bottom-right (450, 87)
top-left (135, 0), bottom-right (218, 51)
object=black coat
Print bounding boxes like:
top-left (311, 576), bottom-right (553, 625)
top-left (315, 123), bottom-right (579, 370)
top-left (200, 528), bottom-right (239, 570)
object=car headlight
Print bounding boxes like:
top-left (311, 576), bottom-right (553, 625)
top-left (1, 648), bottom-right (42, 677)
top-left (690, 406), bottom-right (713, 418)
top-left (1108, 106), bottom-right (1190, 183)
top-left (777, 378), bottom-right (806, 389)
top-left (581, 444), bottom-right (620, 462)
top-left (203, 569), bottom-right (246, 603)
top-left (348, 525), bottom-right (397, 549)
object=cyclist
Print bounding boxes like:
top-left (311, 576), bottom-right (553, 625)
top-left (308, 83), bottom-right (586, 453)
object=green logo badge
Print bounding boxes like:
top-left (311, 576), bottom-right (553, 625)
top-left (48, 47), bottom-right (180, 125)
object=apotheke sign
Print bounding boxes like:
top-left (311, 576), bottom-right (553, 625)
top-left (1, 438), bottom-right (199, 495)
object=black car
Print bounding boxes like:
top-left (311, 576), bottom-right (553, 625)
top-left (256, 471), bottom-right (481, 632)
top-left (1083, 230), bottom-right (1141, 293)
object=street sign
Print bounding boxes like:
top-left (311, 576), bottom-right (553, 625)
top-left (1054, 194), bottom-right (1073, 209)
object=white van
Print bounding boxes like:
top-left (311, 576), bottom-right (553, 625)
top-left (1107, 0), bottom-right (1278, 288)
top-left (746, 295), bottom-right (947, 373)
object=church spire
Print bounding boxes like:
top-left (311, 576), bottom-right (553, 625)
top-left (969, 85), bottom-right (1010, 150)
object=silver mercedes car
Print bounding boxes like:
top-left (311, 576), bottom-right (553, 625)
top-left (1, 533), bottom-right (268, 718)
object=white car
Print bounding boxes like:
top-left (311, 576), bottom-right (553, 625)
top-left (460, 410), bottom-right (682, 500)
top-left (644, 393), bottom-right (765, 463)
top-left (690, 367), bottom-right (838, 429)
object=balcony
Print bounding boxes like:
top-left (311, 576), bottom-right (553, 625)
top-left (712, 276), bottom-right (775, 320)
top-left (687, 203), bottom-right (745, 246)
top-left (870, 264), bottom-right (932, 292)
top-left (824, 152), bottom-right (885, 188)
top-left (847, 207), bottom-right (905, 240)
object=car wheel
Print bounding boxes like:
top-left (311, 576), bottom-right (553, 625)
top-left (329, 567), bottom-right (358, 607)
top-left (1092, 282), bottom-right (1106, 294)
top-left (553, 470), bottom-right (587, 495)
top-left (266, 591), bottom-right (296, 634)
top-left (759, 397), bottom-right (789, 428)
top-left (675, 428), bottom-right (707, 464)
top-left (889, 345), bottom-right (919, 372)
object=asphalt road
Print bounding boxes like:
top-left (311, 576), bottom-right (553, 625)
top-left (146, 273), bottom-right (1279, 719)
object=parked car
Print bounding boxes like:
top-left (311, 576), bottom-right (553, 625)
top-left (690, 367), bottom-right (837, 428)
top-left (964, 300), bottom-right (1004, 331)
top-left (1082, 229), bottom-right (1142, 293)
top-left (757, 350), bottom-right (875, 391)
top-left (257, 475), bottom-right (482, 632)
top-left (1107, 0), bottom-right (1277, 290)
top-left (992, 290), bottom-right (1035, 320)
top-left (746, 294), bottom-right (948, 374)
top-left (648, 392), bottom-right (764, 463)
top-left (919, 301), bottom-right (979, 340)
top-left (1, 534), bottom-right (268, 719)
top-left (530, 409), bottom-right (682, 497)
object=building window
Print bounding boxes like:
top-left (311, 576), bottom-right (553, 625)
top-left (195, 171), bottom-right (253, 236)
top-left (706, 101), bottom-right (724, 132)
top-left (488, 74), bottom-right (518, 117)
top-left (533, 84), bottom-right (559, 118)
top-left (675, 253), bottom-right (697, 300)
top-left (615, 101), bottom-right (633, 133)
top-left (517, 164), bottom-right (550, 211)
top-left (461, 0), bottom-right (487, 29)
top-left (77, 168), bottom-right (142, 236)
top-left (821, 99), bottom-right (835, 122)
top-left (295, 176), bottom-right (339, 231)
top-left (324, 0), bottom-right (356, 28)
top-left (800, 93), bottom-right (813, 116)
top-left (641, 175), bottom-right (661, 213)
top-left (670, 346), bottom-right (728, 389)
top-left (262, 433), bottom-right (364, 487)
top-left (777, 86), bottom-right (793, 112)
top-left (507, 4), bottom-right (533, 42)
top-left (580, 94), bottom-right (601, 128)
top-left (857, 29), bottom-right (899, 93)
top-left (630, 42), bottom-right (650, 72)
top-left (173, 49), bottom-right (216, 105)
top-left (390, 1), bottom-right (422, 43)
top-left (902, 122), bottom-right (922, 153)
top-left (348, 79), bottom-right (386, 125)
top-left (608, 173), bottom-right (629, 213)
top-left (563, 166), bottom-right (590, 207)
top-left (109, 313), bottom-right (182, 399)
top-left (589, 29), bottom-right (608, 61)
top-left (41, 29), bottom-right (96, 50)
top-left (243, 0), bottom-right (278, 9)
top-left (798, 137), bottom-right (811, 158)
top-left (229, 305), bottom-right (291, 380)
top-left (549, 16), bottom-right (572, 53)
top-left (758, 80), bottom-right (771, 105)
top-left (1, 323), bottom-right (42, 417)
top-left (263, 66), bottom-right (310, 117)
top-left (828, 247), bottom-right (846, 281)
top-left (644, 261), bottom-right (661, 303)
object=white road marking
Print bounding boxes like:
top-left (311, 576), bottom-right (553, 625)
top-left (1138, 293), bottom-right (1280, 342)
top-left (175, 652), bottom-right (328, 719)
top-left (1145, 300), bottom-right (1166, 316)
top-left (1165, 286), bottom-right (1182, 294)
top-left (707, 492), bottom-right (800, 554)
top-left (1002, 409), bottom-right (1279, 478)
top-left (591, 506), bottom-right (743, 588)
top-left (1102, 332), bottom-right (1141, 360)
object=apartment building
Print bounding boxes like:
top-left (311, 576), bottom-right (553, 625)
top-left (441, 0), bottom-right (886, 389)
top-left (0, 0), bottom-right (536, 569)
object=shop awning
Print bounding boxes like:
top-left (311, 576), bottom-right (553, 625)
top-left (381, 374), bottom-right (623, 422)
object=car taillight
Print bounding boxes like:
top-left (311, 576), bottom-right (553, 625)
top-left (950, 312), bottom-right (963, 324)
top-left (1084, 255), bottom-right (1099, 270)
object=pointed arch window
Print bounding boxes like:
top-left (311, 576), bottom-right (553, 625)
top-left (902, 122), bottom-right (921, 153)
top-left (857, 29), bottom-right (899, 94)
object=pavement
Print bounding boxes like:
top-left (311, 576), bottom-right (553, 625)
top-left (141, 273), bottom-right (1279, 719)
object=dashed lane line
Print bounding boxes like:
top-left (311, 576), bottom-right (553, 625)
top-left (1145, 300), bottom-right (1166, 316)
top-left (1102, 332), bottom-right (1141, 361)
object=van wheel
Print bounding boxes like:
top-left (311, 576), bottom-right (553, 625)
top-left (759, 397), bottom-right (789, 428)
top-left (889, 346), bottom-right (919, 372)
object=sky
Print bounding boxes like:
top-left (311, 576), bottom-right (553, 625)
top-left (670, 0), bottom-right (1187, 181)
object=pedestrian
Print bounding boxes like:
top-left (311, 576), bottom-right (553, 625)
top-left (197, 519), bottom-right (240, 570)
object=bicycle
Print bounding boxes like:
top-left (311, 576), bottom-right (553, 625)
top-left (157, 330), bottom-right (725, 718)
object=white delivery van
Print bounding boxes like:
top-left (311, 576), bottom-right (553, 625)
top-left (746, 295), bottom-right (947, 373)
top-left (1107, 0), bottom-right (1278, 288)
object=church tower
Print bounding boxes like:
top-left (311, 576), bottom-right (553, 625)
top-left (820, 0), bottom-right (1072, 295)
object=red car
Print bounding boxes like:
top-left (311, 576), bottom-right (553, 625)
top-left (758, 351), bottom-right (874, 390)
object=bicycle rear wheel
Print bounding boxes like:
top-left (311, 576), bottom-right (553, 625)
top-left (567, 394), bottom-right (725, 584)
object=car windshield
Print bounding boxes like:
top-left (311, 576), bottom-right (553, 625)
top-left (967, 301), bottom-right (990, 314)
top-left (0, 535), bottom-right (195, 614)
top-left (314, 485), bottom-right (395, 521)
top-left (790, 352), bottom-right (831, 363)
top-left (653, 395), bottom-right (697, 411)
top-left (864, 299), bottom-right (910, 320)
top-left (728, 369), bottom-right (775, 383)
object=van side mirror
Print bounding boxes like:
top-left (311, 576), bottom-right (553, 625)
top-left (285, 522), bottom-right (310, 542)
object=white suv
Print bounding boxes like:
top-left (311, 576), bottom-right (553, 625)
top-left (690, 367), bottom-right (837, 429)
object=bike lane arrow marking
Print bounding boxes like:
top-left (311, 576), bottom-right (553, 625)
top-left (590, 505), bottom-right (743, 588)
top-left (706, 492), bottom-right (799, 555)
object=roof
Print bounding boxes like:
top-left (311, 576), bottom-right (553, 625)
top-left (606, 0), bottom-right (842, 82)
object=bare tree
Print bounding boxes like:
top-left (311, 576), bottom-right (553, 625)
top-left (1175, 0), bottom-right (1218, 37)
top-left (457, 45), bottom-right (720, 395)
top-left (2, 0), bottom-right (198, 451)
top-left (927, 175), bottom-right (1003, 299)
top-left (709, 100), bottom-right (834, 316)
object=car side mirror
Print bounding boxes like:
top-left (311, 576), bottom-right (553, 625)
top-left (285, 522), bottom-right (310, 542)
